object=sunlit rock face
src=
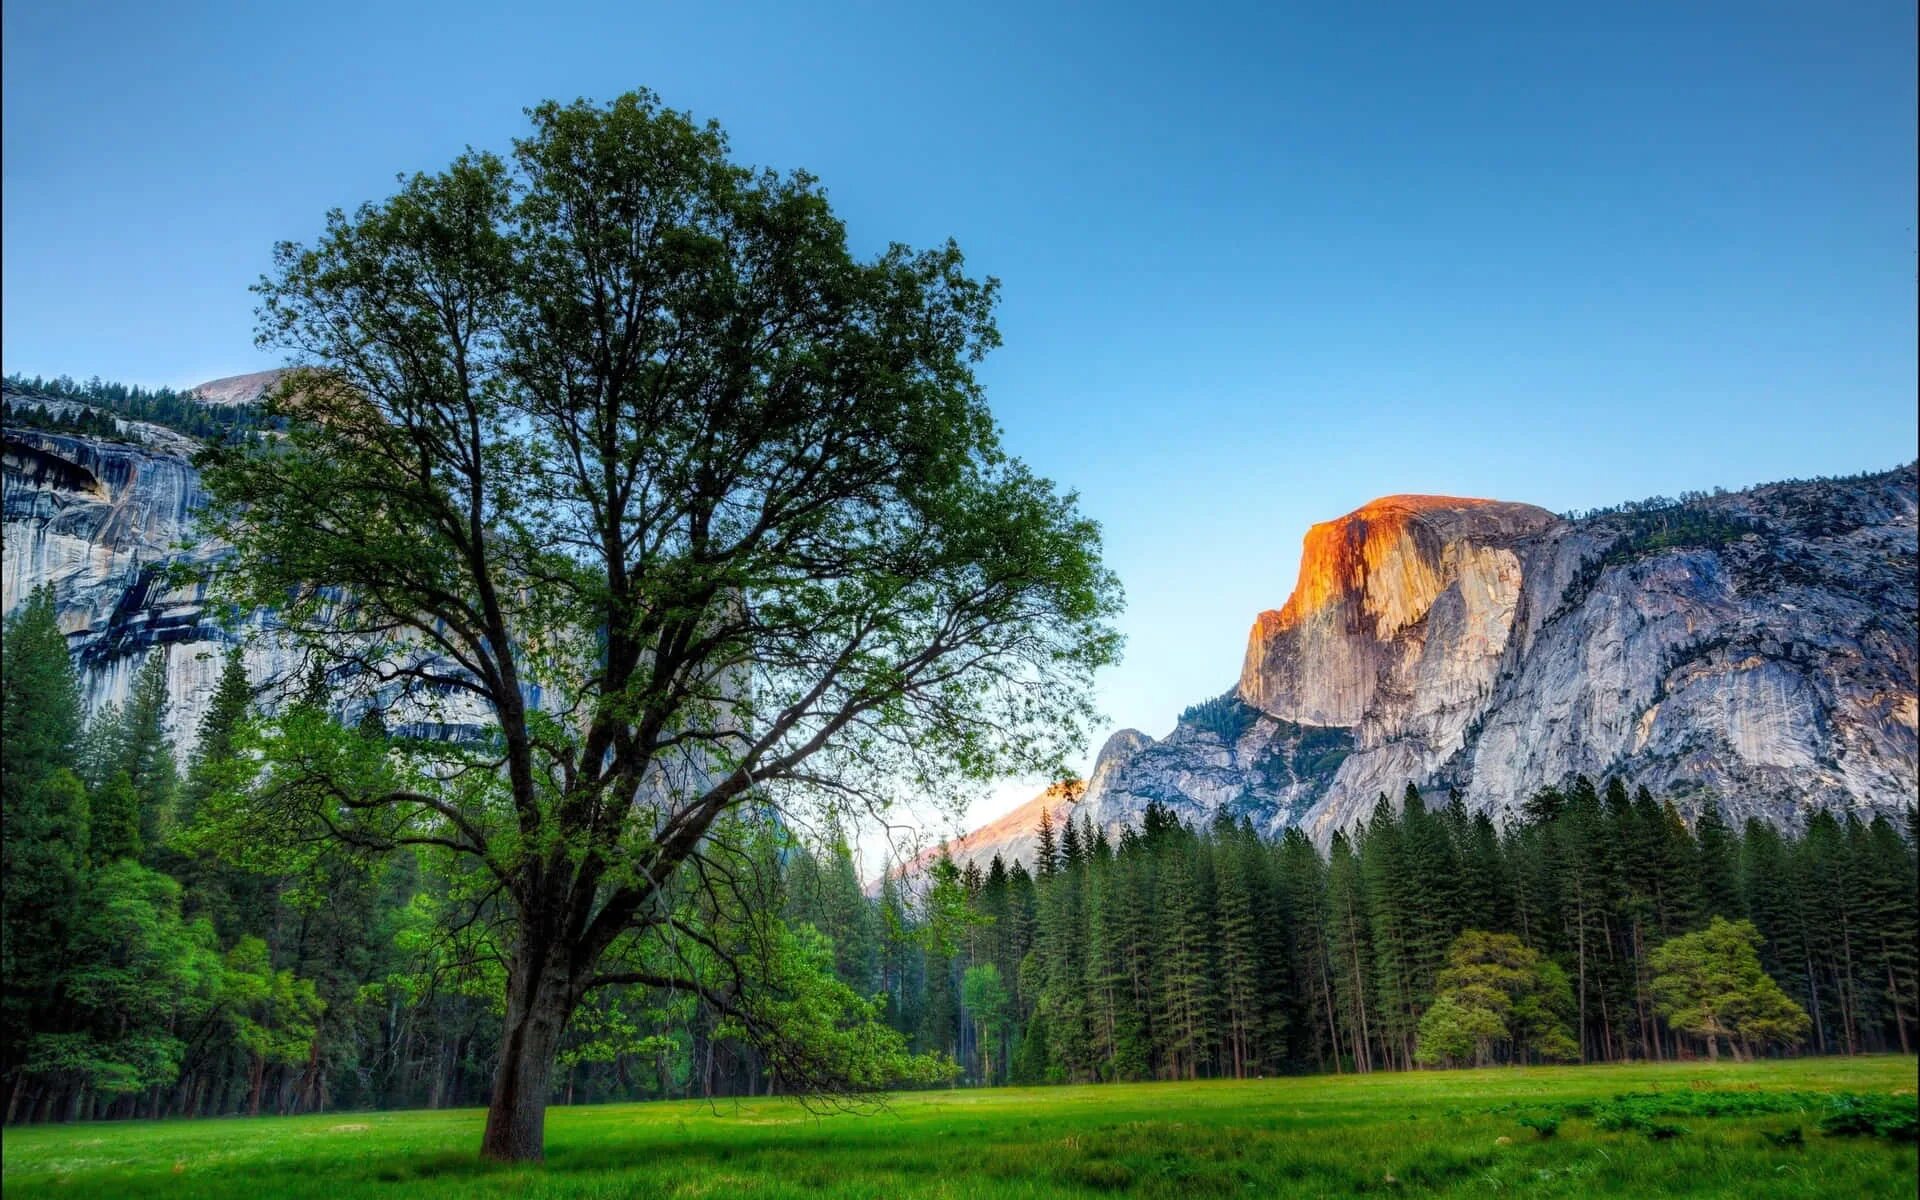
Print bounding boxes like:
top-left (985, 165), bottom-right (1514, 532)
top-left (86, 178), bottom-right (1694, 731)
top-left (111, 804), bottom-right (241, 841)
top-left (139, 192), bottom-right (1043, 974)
top-left (1239, 494), bottom-right (1554, 729)
top-left (933, 467), bottom-right (1917, 871)
top-left (891, 780), bottom-right (1087, 884)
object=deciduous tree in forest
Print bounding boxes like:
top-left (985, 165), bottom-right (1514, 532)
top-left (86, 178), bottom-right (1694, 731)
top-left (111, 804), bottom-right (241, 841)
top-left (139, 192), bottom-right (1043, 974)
top-left (1650, 917), bottom-right (1810, 1061)
top-left (1414, 930), bottom-right (1574, 1067)
top-left (194, 90), bottom-right (1120, 1160)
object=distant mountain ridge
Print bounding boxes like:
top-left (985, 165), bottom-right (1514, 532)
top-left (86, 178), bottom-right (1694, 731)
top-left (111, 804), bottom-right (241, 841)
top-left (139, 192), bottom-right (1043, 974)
top-left (3, 384), bottom-right (1914, 866)
top-left (934, 466), bottom-right (1918, 873)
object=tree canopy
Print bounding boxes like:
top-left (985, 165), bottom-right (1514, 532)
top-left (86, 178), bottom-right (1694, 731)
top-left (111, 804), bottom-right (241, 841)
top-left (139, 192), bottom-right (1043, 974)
top-left (194, 88), bottom-right (1120, 1161)
top-left (1650, 917), bottom-right (1811, 1061)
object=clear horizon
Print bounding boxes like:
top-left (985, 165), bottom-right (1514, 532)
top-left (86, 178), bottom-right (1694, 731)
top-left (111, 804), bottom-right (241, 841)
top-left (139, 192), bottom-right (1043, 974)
top-left (5, 2), bottom-right (1915, 856)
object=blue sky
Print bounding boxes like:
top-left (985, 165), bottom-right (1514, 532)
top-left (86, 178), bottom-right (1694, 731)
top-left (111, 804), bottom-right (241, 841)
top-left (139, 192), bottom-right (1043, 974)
top-left (5, 2), bottom-right (1915, 841)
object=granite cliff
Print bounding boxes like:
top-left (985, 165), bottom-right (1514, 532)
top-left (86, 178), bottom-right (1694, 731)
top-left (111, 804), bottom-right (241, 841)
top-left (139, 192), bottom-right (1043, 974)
top-left (942, 467), bottom-right (1917, 870)
top-left (2, 393), bottom-right (250, 752)
top-left (2, 384), bottom-right (488, 755)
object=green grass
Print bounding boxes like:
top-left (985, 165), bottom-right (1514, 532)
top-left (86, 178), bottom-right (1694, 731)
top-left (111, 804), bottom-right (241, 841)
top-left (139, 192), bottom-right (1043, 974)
top-left (3, 1057), bottom-right (1914, 1198)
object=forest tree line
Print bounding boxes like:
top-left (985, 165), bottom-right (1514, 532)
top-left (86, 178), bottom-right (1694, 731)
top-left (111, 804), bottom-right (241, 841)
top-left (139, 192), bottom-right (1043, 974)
top-left (888, 779), bottom-right (1913, 1087)
top-left (3, 584), bottom-right (1915, 1124)
top-left (2, 373), bottom-right (279, 442)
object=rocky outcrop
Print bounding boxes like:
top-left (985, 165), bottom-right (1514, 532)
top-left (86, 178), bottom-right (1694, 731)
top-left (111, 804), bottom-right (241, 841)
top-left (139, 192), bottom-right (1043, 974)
top-left (942, 466), bottom-right (1918, 869)
top-left (1238, 496), bottom-right (1556, 726)
top-left (3, 404), bottom-right (249, 753)
top-left (894, 781), bottom-right (1086, 882)
top-left (189, 370), bottom-right (286, 407)
top-left (3, 388), bottom-right (559, 759)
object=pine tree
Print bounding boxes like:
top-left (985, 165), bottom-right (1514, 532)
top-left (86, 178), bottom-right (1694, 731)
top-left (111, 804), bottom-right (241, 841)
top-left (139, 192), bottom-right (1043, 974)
top-left (1278, 828), bottom-right (1340, 1071)
top-left (1325, 831), bottom-right (1375, 1072)
top-left (2, 586), bottom-right (83, 811)
top-left (179, 649), bottom-right (250, 829)
top-left (1399, 784), bottom-right (1463, 1022)
top-left (1553, 777), bottom-right (1613, 1061)
top-left (1693, 800), bottom-right (1742, 920)
top-left (1851, 816), bottom-right (1916, 1053)
top-left (1153, 847), bottom-right (1211, 1079)
top-left (1060, 813), bottom-right (1084, 873)
top-left (92, 770), bottom-right (144, 863)
top-left (1102, 844), bottom-right (1153, 1080)
top-left (1035, 807), bottom-right (1059, 878)
top-left (2, 587), bottom-right (92, 1098)
top-left (1799, 811), bottom-right (1864, 1053)
top-left (1360, 797), bottom-right (1417, 1068)
top-left (170, 649), bottom-right (252, 923)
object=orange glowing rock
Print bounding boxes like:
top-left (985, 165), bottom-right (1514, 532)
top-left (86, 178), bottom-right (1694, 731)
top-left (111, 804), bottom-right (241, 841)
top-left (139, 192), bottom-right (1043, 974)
top-left (1239, 494), bottom-right (1556, 726)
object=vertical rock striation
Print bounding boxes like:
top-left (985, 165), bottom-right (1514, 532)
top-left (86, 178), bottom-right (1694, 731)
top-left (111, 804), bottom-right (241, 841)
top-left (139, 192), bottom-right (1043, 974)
top-left (2, 410), bottom-right (254, 753)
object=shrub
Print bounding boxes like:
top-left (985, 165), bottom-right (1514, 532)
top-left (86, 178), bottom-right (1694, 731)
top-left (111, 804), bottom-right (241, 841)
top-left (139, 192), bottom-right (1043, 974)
top-left (1819, 1095), bottom-right (1918, 1142)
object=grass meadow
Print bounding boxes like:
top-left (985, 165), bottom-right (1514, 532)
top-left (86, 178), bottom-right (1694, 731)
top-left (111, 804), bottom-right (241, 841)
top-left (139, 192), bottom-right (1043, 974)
top-left (2, 1057), bottom-right (1913, 1199)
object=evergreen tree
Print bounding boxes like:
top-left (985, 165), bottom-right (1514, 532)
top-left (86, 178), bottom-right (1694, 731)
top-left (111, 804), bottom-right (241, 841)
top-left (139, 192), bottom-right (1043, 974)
top-left (92, 771), bottom-right (144, 864)
top-left (1035, 808), bottom-right (1060, 878)
top-left (1852, 816), bottom-right (1917, 1053)
top-left (1325, 831), bottom-right (1375, 1072)
top-left (1153, 848), bottom-right (1211, 1079)
top-left (170, 649), bottom-right (253, 924)
top-left (2, 589), bottom-right (90, 1104)
top-left (117, 652), bottom-right (179, 857)
top-left (2, 587), bottom-right (83, 810)
top-left (1693, 800), bottom-right (1742, 920)
top-left (1277, 828), bottom-right (1340, 1071)
top-left (1360, 797), bottom-right (1417, 1068)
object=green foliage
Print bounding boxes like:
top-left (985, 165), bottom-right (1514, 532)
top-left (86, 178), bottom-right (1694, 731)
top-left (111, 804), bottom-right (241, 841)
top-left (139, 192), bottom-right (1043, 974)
top-left (2, 397), bottom-right (125, 438)
top-left (1179, 693), bottom-right (1257, 743)
top-left (1415, 994), bottom-right (1506, 1066)
top-left (1416, 930), bottom-right (1576, 1067)
top-left (219, 937), bottom-right (325, 1072)
top-left (1, 587), bottom-right (83, 803)
top-left (1516, 1113), bottom-right (1560, 1138)
top-left (1819, 1093), bottom-right (1918, 1142)
top-left (1650, 917), bottom-right (1812, 1058)
top-left (30, 861), bottom-right (223, 1096)
top-left (712, 922), bottom-right (957, 1092)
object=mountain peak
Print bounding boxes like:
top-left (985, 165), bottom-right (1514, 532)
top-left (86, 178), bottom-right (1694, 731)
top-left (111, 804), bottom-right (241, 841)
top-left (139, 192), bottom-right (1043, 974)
top-left (1261, 494), bottom-right (1556, 639)
top-left (189, 369), bottom-right (286, 406)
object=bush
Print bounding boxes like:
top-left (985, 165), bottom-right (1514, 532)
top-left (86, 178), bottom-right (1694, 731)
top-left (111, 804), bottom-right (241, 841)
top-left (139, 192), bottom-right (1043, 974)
top-left (1819, 1095), bottom-right (1918, 1142)
top-left (1516, 1115), bottom-right (1560, 1139)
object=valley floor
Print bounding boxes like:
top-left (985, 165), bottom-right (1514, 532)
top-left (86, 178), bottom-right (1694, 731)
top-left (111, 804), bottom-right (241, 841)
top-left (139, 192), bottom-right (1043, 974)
top-left (1, 1057), bottom-right (1914, 1199)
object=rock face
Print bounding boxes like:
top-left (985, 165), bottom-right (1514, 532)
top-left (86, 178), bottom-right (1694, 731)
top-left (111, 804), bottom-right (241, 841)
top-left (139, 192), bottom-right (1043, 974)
top-left (189, 370), bottom-right (286, 407)
top-left (2, 386), bottom-right (593, 759)
top-left (3, 400), bottom-right (257, 753)
top-left (942, 466), bottom-right (1918, 869)
top-left (894, 781), bottom-right (1086, 883)
top-left (1238, 496), bottom-right (1556, 726)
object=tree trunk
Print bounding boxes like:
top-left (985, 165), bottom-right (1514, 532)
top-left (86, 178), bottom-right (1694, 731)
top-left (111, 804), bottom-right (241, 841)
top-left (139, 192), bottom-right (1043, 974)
top-left (248, 1055), bottom-right (265, 1117)
top-left (480, 952), bottom-right (579, 1162)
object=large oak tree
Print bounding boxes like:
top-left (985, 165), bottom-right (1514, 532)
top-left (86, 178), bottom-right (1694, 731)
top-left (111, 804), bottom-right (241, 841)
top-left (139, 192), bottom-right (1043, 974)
top-left (199, 91), bottom-right (1120, 1161)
